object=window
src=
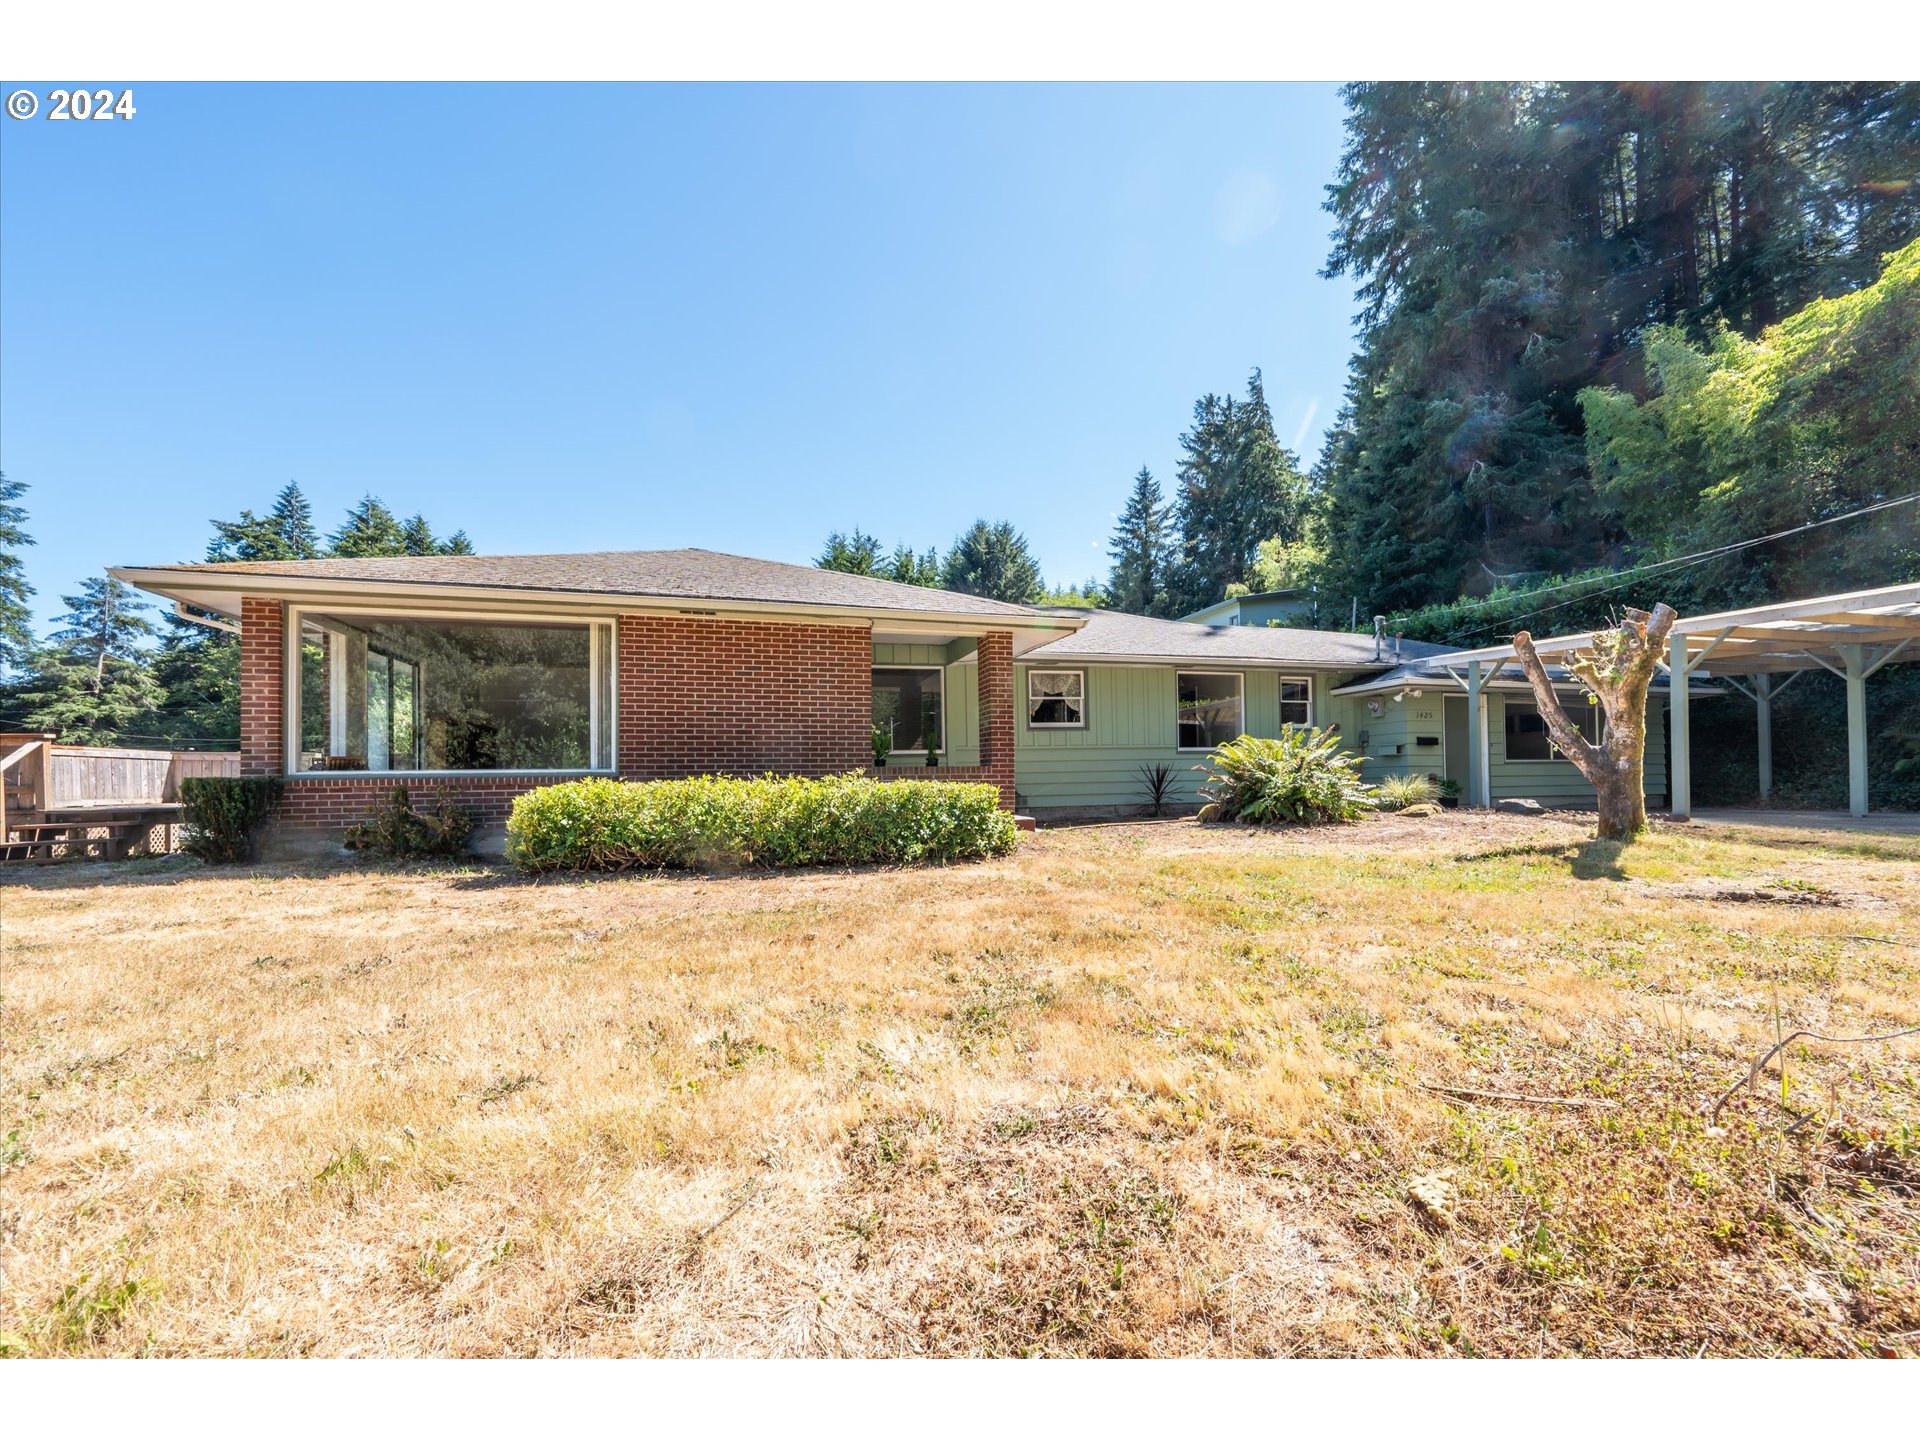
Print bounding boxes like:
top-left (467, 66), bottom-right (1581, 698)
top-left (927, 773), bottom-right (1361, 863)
top-left (1279, 677), bottom-right (1311, 727)
top-left (1177, 672), bottom-right (1243, 750)
top-left (873, 666), bottom-right (943, 753)
top-left (1027, 669), bottom-right (1085, 727)
top-left (294, 611), bottom-right (614, 773)
top-left (1504, 697), bottom-right (1602, 761)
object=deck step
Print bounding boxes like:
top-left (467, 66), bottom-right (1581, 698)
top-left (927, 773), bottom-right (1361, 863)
top-left (2, 816), bottom-right (172, 864)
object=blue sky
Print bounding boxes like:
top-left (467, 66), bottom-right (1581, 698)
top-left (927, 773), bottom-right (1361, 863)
top-left (1, 83), bottom-right (1356, 630)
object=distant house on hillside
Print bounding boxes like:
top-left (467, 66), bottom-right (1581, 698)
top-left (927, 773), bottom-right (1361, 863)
top-left (1179, 588), bottom-right (1318, 629)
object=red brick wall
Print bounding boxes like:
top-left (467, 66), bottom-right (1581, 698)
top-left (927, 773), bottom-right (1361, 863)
top-left (240, 596), bottom-right (285, 777)
top-left (615, 614), bottom-right (870, 778)
top-left (975, 630), bottom-right (1016, 808)
top-left (276, 774), bottom-right (549, 832)
top-left (239, 601), bottom-right (1022, 846)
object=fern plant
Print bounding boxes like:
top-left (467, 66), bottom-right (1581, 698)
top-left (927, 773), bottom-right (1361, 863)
top-left (1195, 729), bottom-right (1373, 826)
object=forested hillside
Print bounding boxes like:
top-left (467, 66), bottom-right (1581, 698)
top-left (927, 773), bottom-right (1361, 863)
top-left (1313, 81), bottom-right (1918, 615)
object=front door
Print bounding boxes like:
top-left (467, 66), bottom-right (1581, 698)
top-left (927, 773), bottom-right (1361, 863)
top-left (1443, 695), bottom-right (1470, 792)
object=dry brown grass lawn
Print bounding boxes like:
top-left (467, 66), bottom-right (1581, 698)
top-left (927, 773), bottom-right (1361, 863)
top-left (3, 812), bottom-right (1917, 1357)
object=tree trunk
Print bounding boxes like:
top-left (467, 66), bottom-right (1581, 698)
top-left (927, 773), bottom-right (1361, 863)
top-left (1513, 604), bottom-right (1678, 844)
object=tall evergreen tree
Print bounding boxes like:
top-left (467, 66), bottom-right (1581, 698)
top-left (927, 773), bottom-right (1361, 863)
top-left (882, 544), bottom-right (940, 588)
top-left (330, 496), bottom-right (410, 558)
top-left (208, 481), bottom-right (321, 563)
top-left (1315, 81), bottom-right (1920, 615)
top-left (816, 530), bottom-right (886, 575)
top-left (940, 520), bottom-right (1046, 604)
top-left (1106, 466), bottom-right (1175, 615)
top-left (0, 473), bottom-right (34, 675)
top-left (13, 577), bottom-right (161, 744)
top-left (1168, 370), bottom-right (1310, 613)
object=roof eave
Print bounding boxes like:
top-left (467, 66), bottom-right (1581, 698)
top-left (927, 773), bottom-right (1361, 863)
top-left (108, 566), bottom-right (1088, 636)
top-left (1018, 649), bottom-right (1383, 670)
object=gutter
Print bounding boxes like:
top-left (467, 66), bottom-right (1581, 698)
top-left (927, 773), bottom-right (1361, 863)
top-left (107, 566), bottom-right (1088, 637)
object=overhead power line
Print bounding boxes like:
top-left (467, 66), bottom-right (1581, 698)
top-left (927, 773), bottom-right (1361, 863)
top-left (1401, 489), bottom-right (1920, 641)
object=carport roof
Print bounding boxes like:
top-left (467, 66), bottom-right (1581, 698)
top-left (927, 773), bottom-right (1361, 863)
top-left (1437, 582), bottom-right (1920, 676)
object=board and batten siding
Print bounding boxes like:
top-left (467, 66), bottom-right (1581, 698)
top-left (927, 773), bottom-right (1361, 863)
top-left (1347, 688), bottom-right (1670, 803)
top-left (1003, 660), bottom-right (1672, 813)
top-left (1485, 692), bottom-right (1670, 804)
top-left (1010, 663), bottom-right (1355, 811)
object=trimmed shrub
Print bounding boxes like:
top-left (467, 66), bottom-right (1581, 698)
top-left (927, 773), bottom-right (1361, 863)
top-left (343, 785), bottom-right (474, 860)
top-left (1195, 729), bottom-right (1373, 826)
top-left (179, 776), bottom-right (282, 864)
top-left (505, 772), bottom-right (1017, 873)
top-left (1373, 772), bottom-right (1440, 812)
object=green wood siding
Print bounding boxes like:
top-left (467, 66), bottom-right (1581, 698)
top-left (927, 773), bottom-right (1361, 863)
top-left (1012, 663), bottom-right (1352, 810)
top-left (1486, 692), bottom-right (1669, 804)
top-left (1005, 660), bottom-right (1670, 811)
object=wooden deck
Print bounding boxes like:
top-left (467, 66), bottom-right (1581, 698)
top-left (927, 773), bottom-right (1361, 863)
top-left (2, 733), bottom-right (233, 864)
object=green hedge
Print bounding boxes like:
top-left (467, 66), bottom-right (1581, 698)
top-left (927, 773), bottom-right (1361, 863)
top-left (179, 776), bottom-right (282, 863)
top-left (505, 772), bottom-right (1017, 873)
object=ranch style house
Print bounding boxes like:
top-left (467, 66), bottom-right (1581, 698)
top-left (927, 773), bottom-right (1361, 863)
top-left (113, 547), bottom-right (1684, 852)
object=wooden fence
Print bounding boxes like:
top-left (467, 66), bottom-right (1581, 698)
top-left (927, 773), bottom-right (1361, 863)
top-left (42, 745), bottom-right (240, 808)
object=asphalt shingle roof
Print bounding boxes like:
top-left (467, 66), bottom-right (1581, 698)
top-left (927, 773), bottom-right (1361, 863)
top-left (121, 548), bottom-right (1047, 619)
top-left (1021, 609), bottom-right (1456, 669)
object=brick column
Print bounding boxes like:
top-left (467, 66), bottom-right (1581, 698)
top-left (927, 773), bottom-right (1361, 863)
top-left (976, 629), bottom-right (1016, 810)
top-left (239, 596), bottom-right (285, 777)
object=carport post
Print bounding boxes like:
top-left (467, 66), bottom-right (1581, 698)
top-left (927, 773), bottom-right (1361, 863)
top-left (1668, 631), bottom-right (1691, 820)
top-left (1753, 672), bottom-right (1772, 801)
top-left (1840, 644), bottom-right (1869, 818)
top-left (1465, 661), bottom-right (1489, 808)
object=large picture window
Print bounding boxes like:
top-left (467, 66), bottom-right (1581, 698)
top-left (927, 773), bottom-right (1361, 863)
top-left (1027, 669), bottom-right (1085, 727)
top-left (872, 666), bottom-right (943, 753)
top-left (1177, 672), bottom-right (1243, 750)
top-left (293, 611), bottom-right (614, 774)
top-left (1504, 696), bottom-right (1602, 761)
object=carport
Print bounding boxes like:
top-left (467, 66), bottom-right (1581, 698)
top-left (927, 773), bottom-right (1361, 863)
top-left (1441, 583), bottom-right (1920, 819)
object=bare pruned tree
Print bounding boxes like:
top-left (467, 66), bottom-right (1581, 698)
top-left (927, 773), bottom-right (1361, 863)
top-left (1513, 604), bottom-right (1679, 842)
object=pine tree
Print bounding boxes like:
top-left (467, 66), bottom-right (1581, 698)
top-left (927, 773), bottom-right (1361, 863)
top-left (146, 622), bottom-right (240, 746)
top-left (883, 545), bottom-right (940, 588)
top-left (401, 514), bottom-right (435, 556)
top-left (816, 530), bottom-right (885, 575)
top-left (940, 521), bottom-right (1045, 604)
top-left (208, 481), bottom-right (321, 563)
top-left (1168, 371), bottom-right (1310, 613)
top-left (14, 577), bottom-right (161, 744)
top-left (1106, 466), bottom-right (1174, 615)
top-left (330, 496), bottom-right (411, 558)
top-left (0, 472), bottom-right (34, 675)
top-left (1314, 81), bottom-right (1920, 614)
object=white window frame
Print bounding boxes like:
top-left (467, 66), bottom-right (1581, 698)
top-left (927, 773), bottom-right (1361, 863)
top-left (1502, 694), bottom-right (1603, 764)
top-left (1278, 674), bottom-right (1313, 728)
top-left (871, 663), bottom-right (946, 755)
top-left (1026, 668), bottom-right (1087, 729)
top-left (284, 603), bottom-right (618, 777)
top-left (1175, 670), bottom-right (1245, 752)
